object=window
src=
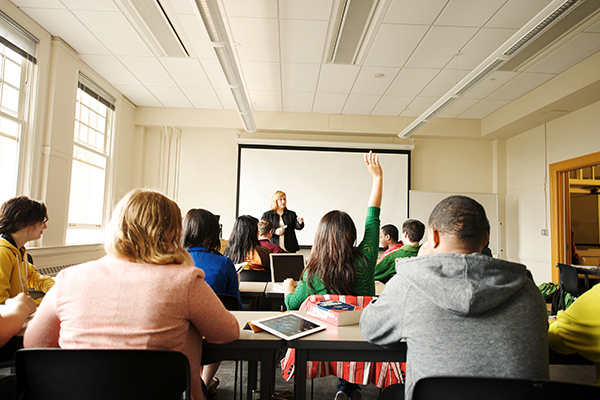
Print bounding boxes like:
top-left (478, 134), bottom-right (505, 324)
top-left (66, 74), bottom-right (115, 244)
top-left (0, 11), bottom-right (37, 204)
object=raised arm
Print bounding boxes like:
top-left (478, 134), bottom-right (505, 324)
top-left (365, 151), bottom-right (383, 208)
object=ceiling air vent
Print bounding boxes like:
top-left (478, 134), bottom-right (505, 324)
top-left (325, 0), bottom-right (391, 65)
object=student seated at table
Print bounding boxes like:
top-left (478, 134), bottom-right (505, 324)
top-left (0, 196), bottom-right (55, 305)
top-left (374, 219), bottom-right (424, 283)
top-left (283, 152), bottom-right (382, 400)
top-left (224, 215), bottom-right (271, 282)
top-left (24, 189), bottom-right (240, 400)
top-left (548, 282), bottom-right (600, 384)
top-left (182, 208), bottom-right (242, 397)
top-left (360, 195), bottom-right (549, 400)
top-left (258, 219), bottom-right (287, 254)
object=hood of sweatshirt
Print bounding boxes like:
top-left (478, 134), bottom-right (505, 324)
top-left (394, 253), bottom-right (529, 316)
top-left (0, 233), bottom-right (20, 257)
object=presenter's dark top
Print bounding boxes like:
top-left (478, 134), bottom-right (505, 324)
top-left (261, 209), bottom-right (304, 253)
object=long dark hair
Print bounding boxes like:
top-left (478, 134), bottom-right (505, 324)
top-left (182, 208), bottom-right (221, 252)
top-left (306, 210), bottom-right (365, 295)
top-left (0, 196), bottom-right (48, 235)
top-left (223, 215), bottom-right (259, 264)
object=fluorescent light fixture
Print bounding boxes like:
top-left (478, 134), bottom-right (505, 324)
top-left (326, 0), bottom-right (392, 65)
top-left (398, 0), bottom-right (583, 138)
top-left (195, 0), bottom-right (257, 133)
top-left (115, 0), bottom-right (190, 58)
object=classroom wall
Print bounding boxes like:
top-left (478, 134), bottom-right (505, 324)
top-left (505, 99), bottom-right (600, 283)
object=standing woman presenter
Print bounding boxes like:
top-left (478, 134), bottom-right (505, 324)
top-left (261, 191), bottom-right (304, 253)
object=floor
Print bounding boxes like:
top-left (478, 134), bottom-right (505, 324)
top-left (208, 360), bottom-right (597, 400)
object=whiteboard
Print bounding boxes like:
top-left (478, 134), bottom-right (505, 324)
top-left (238, 146), bottom-right (410, 247)
top-left (409, 190), bottom-right (499, 255)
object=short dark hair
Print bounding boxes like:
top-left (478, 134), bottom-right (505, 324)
top-left (428, 195), bottom-right (489, 249)
top-left (258, 219), bottom-right (273, 236)
top-left (0, 196), bottom-right (47, 235)
top-left (402, 219), bottom-right (425, 243)
top-left (181, 208), bottom-right (221, 251)
top-left (380, 224), bottom-right (399, 242)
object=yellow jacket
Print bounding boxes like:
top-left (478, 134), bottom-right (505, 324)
top-left (0, 236), bottom-right (54, 304)
top-left (548, 283), bottom-right (600, 384)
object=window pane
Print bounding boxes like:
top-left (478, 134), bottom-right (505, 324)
top-left (1, 84), bottom-right (19, 115)
top-left (4, 59), bottom-right (21, 87)
top-left (0, 135), bottom-right (18, 204)
top-left (66, 228), bottom-right (103, 244)
top-left (0, 116), bottom-right (20, 139)
top-left (67, 147), bottom-right (106, 225)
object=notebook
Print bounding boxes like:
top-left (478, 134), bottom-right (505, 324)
top-left (269, 253), bottom-right (305, 291)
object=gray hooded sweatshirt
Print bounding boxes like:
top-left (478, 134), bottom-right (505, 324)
top-left (359, 253), bottom-right (549, 399)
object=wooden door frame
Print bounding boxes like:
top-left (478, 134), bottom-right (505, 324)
top-left (550, 151), bottom-right (600, 282)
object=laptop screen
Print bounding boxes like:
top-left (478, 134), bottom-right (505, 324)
top-left (269, 253), bottom-right (305, 282)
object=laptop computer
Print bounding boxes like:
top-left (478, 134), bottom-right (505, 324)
top-left (269, 253), bottom-right (305, 290)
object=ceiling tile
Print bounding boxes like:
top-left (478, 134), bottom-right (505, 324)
top-left (438, 97), bottom-right (479, 118)
top-left (435, 0), bottom-right (506, 27)
top-left (178, 14), bottom-right (216, 60)
top-left (278, 0), bottom-right (333, 20)
top-left (19, 9), bottom-right (110, 55)
top-left (159, 58), bottom-right (212, 88)
top-left (222, 0), bottom-right (278, 18)
top-left (486, 0), bottom-right (553, 29)
top-left (283, 92), bottom-right (315, 113)
top-left (11, 0), bottom-right (64, 9)
top-left (199, 59), bottom-right (230, 89)
top-left (147, 86), bottom-right (193, 108)
top-left (118, 57), bottom-right (176, 86)
top-left (72, 11), bottom-right (153, 57)
top-left (313, 93), bottom-right (347, 114)
top-left (386, 68), bottom-right (439, 96)
top-left (419, 68), bottom-right (470, 97)
top-left (486, 72), bottom-right (554, 100)
top-left (79, 55), bottom-right (139, 86)
top-left (371, 96), bottom-right (413, 116)
top-left (180, 87), bottom-right (223, 109)
top-left (60, 0), bottom-right (118, 11)
top-left (460, 71), bottom-right (518, 99)
top-left (316, 64), bottom-right (361, 93)
top-left (214, 88), bottom-right (237, 109)
top-left (384, 0), bottom-right (448, 25)
top-left (525, 33), bottom-right (600, 75)
top-left (280, 19), bottom-right (328, 63)
top-left (241, 61), bottom-right (281, 91)
top-left (364, 24), bottom-right (429, 67)
top-left (113, 85), bottom-right (161, 107)
top-left (457, 28), bottom-right (517, 70)
top-left (405, 96), bottom-right (438, 116)
top-left (586, 19), bottom-right (600, 33)
top-left (458, 98), bottom-right (510, 119)
top-left (406, 26), bottom-right (479, 69)
top-left (343, 94), bottom-right (380, 115)
top-left (248, 90), bottom-right (282, 111)
top-left (170, 0), bottom-right (198, 15)
top-left (228, 17), bottom-right (279, 62)
top-left (352, 66), bottom-right (399, 95)
top-left (281, 63), bottom-right (320, 92)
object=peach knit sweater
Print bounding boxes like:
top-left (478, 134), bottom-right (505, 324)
top-left (24, 255), bottom-right (240, 400)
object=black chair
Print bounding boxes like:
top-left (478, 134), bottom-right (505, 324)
top-left (557, 263), bottom-right (582, 297)
top-left (15, 349), bottom-right (190, 400)
top-left (412, 376), bottom-right (600, 400)
top-left (239, 269), bottom-right (270, 282)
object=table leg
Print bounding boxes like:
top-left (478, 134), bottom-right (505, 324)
top-left (260, 349), bottom-right (275, 399)
top-left (294, 349), bottom-right (307, 400)
top-left (248, 360), bottom-right (257, 400)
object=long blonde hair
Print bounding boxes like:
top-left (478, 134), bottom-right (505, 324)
top-left (105, 189), bottom-right (193, 266)
top-left (270, 190), bottom-right (286, 211)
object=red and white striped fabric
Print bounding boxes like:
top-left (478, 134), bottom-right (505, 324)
top-left (280, 294), bottom-right (406, 388)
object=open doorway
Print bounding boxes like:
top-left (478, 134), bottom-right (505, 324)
top-left (550, 152), bottom-right (600, 282)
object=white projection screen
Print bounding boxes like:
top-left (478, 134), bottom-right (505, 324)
top-left (237, 145), bottom-right (411, 247)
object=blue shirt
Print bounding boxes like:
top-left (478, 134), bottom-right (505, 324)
top-left (187, 246), bottom-right (241, 309)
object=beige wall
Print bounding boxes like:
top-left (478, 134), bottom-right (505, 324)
top-left (505, 99), bottom-right (600, 283)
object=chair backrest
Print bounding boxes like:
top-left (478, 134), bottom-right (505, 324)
top-left (16, 349), bottom-right (190, 400)
top-left (217, 293), bottom-right (241, 311)
top-left (557, 263), bottom-right (581, 296)
top-left (412, 376), bottom-right (600, 400)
